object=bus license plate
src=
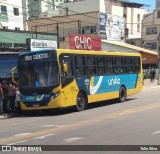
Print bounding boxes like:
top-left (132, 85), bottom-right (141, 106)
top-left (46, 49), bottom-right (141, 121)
top-left (33, 104), bottom-right (40, 108)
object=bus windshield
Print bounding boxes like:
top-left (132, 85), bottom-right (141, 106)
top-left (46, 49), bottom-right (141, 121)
top-left (18, 60), bottom-right (59, 89)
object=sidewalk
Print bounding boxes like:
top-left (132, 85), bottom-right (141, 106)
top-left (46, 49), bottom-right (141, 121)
top-left (143, 79), bottom-right (159, 88)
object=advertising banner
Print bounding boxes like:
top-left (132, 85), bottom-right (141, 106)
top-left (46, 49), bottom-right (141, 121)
top-left (99, 12), bottom-right (125, 41)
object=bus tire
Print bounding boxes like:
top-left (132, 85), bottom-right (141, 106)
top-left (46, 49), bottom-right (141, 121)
top-left (118, 86), bottom-right (127, 103)
top-left (75, 92), bottom-right (87, 111)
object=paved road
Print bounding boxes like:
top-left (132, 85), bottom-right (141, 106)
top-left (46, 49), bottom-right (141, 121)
top-left (0, 80), bottom-right (160, 154)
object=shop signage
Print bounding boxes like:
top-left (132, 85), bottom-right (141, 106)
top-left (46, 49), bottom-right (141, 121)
top-left (69, 34), bottom-right (101, 51)
top-left (26, 38), bottom-right (57, 51)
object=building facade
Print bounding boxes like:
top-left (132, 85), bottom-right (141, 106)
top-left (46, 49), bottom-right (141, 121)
top-left (0, 0), bottom-right (27, 30)
top-left (59, 0), bottom-right (150, 40)
top-left (156, 0), bottom-right (160, 9)
top-left (142, 8), bottom-right (160, 52)
top-left (27, 0), bottom-right (66, 20)
top-left (27, 0), bottom-right (150, 40)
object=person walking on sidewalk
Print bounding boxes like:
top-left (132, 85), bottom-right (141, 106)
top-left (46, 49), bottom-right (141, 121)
top-left (2, 81), bottom-right (9, 113)
top-left (150, 69), bottom-right (154, 82)
top-left (0, 79), bottom-right (4, 115)
top-left (8, 81), bottom-right (16, 113)
top-left (150, 67), bottom-right (156, 82)
top-left (152, 68), bottom-right (156, 82)
top-left (15, 84), bottom-right (23, 115)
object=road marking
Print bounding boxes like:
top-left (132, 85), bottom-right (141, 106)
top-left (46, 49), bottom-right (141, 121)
top-left (33, 134), bottom-right (55, 140)
top-left (14, 133), bottom-right (32, 137)
top-left (41, 125), bottom-right (63, 128)
top-left (8, 140), bottom-right (28, 145)
top-left (1, 102), bottom-right (160, 144)
top-left (64, 137), bottom-right (82, 143)
top-left (152, 130), bottom-right (160, 135)
top-left (14, 133), bottom-right (32, 136)
top-left (9, 134), bottom-right (55, 145)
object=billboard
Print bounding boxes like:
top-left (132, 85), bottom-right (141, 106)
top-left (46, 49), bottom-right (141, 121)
top-left (69, 34), bottom-right (101, 51)
top-left (99, 12), bottom-right (125, 41)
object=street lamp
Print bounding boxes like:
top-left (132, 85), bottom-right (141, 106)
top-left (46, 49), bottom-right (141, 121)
top-left (157, 33), bottom-right (160, 85)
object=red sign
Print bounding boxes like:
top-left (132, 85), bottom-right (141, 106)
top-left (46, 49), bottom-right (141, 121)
top-left (69, 34), bottom-right (101, 51)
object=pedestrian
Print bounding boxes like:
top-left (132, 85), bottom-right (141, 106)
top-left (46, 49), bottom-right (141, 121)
top-left (2, 81), bottom-right (9, 113)
top-left (150, 69), bottom-right (153, 82)
top-left (8, 81), bottom-right (16, 113)
top-left (152, 68), bottom-right (156, 82)
top-left (15, 84), bottom-right (22, 115)
top-left (0, 79), bottom-right (4, 115)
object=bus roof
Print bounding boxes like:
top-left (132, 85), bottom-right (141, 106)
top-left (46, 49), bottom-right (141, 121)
top-left (57, 49), bottom-right (141, 57)
top-left (19, 49), bottom-right (141, 57)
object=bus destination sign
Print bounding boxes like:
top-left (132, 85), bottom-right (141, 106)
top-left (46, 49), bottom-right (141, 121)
top-left (25, 53), bottom-right (49, 61)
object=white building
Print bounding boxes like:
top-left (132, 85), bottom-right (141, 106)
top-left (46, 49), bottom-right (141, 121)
top-left (59, 0), bottom-right (149, 42)
top-left (27, 0), bottom-right (66, 19)
top-left (0, 0), bottom-right (27, 30)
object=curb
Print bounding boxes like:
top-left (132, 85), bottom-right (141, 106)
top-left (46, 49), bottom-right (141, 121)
top-left (0, 114), bottom-right (8, 119)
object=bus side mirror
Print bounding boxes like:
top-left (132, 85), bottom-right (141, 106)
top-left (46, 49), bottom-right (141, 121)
top-left (63, 63), bottom-right (68, 73)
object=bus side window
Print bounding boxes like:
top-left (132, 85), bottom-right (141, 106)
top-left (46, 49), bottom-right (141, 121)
top-left (132, 57), bottom-right (140, 73)
top-left (85, 56), bottom-right (95, 76)
top-left (75, 55), bottom-right (85, 76)
top-left (97, 56), bottom-right (105, 75)
top-left (106, 57), bottom-right (114, 74)
top-left (114, 57), bottom-right (124, 74)
top-left (124, 57), bottom-right (133, 73)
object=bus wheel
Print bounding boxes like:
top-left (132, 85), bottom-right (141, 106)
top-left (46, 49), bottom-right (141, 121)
top-left (119, 86), bottom-right (126, 103)
top-left (75, 92), bottom-right (86, 111)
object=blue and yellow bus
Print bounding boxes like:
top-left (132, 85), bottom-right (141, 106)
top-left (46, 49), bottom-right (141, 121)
top-left (12, 49), bottom-right (143, 111)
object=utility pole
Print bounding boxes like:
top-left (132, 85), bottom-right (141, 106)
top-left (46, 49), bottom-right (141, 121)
top-left (78, 20), bottom-right (81, 34)
top-left (35, 26), bottom-right (37, 39)
top-left (157, 33), bottom-right (160, 85)
top-left (56, 22), bottom-right (59, 48)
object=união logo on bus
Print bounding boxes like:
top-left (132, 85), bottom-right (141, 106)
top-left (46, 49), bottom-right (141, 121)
top-left (108, 77), bottom-right (120, 86)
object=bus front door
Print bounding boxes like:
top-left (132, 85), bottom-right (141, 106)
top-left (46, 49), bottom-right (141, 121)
top-left (61, 60), bottom-right (74, 107)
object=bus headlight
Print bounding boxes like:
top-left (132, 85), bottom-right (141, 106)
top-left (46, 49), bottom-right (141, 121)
top-left (50, 91), bottom-right (60, 101)
top-left (50, 96), bottom-right (55, 100)
top-left (55, 91), bottom-right (60, 98)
